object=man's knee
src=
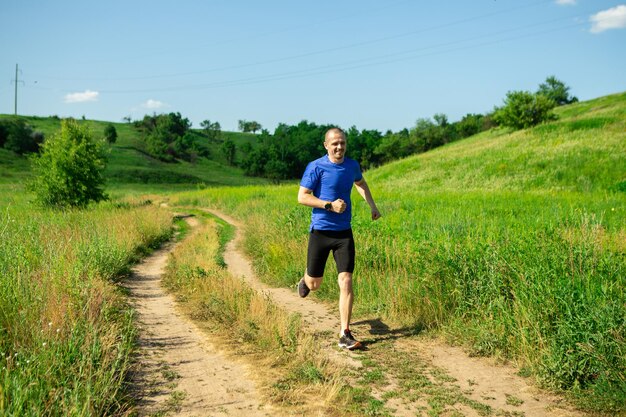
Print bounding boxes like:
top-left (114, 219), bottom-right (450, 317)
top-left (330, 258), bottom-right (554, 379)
top-left (305, 273), bottom-right (323, 291)
top-left (337, 272), bottom-right (353, 291)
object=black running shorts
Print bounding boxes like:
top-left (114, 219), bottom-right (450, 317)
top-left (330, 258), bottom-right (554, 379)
top-left (306, 228), bottom-right (355, 277)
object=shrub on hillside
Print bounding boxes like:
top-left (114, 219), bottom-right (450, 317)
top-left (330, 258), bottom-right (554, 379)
top-left (104, 123), bottom-right (117, 144)
top-left (493, 90), bottom-right (557, 130)
top-left (29, 119), bottom-right (108, 208)
top-left (0, 118), bottom-right (44, 154)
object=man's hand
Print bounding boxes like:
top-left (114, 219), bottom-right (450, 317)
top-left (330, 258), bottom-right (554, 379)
top-left (371, 208), bottom-right (381, 221)
top-left (331, 199), bottom-right (346, 213)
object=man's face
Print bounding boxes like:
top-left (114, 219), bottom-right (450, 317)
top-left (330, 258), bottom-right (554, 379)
top-left (324, 131), bottom-right (346, 162)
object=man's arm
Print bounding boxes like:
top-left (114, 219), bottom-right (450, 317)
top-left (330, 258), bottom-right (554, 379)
top-left (354, 177), bottom-right (381, 220)
top-left (298, 186), bottom-right (346, 213)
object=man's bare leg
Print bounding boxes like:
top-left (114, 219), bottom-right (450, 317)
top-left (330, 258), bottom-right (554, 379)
top-left (338, 272), bottom-right (353, 333)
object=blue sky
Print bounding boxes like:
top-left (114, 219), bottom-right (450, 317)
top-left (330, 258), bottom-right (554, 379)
top-left (1, 0), bottom-right (625, 133)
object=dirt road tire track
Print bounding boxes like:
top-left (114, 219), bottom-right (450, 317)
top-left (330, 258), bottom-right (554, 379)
top-left (125, 216), bottom-right (277, 417)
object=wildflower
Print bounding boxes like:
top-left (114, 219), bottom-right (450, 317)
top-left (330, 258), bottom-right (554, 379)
top-left (42, 342), bottom-right (47, 347)
top-left (56, 329), bottom-right (60, 333)
top-left (48, 322), bottom-right (52, 327)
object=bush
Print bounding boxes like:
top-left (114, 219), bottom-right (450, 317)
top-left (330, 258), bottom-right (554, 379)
top-left (0, 118), bottom-right (43, 154)
top-left (494, 90), bottom-right (557, 130)
top-left (104, 123), bottom-right (117, 144)
top-left (29, 119), bottom-right (108, 208)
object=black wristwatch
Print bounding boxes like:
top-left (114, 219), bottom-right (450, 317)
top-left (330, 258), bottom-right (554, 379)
top-left (324, 202), bottom-right (332, 211)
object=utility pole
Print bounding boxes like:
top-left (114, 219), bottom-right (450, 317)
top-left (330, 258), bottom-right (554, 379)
top-left (14, 64), bottom-right (18, 115)
top-left (12, 64), bottom-right (24, 115)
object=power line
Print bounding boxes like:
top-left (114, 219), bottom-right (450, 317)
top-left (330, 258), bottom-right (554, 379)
top-left (95, 19), bottom-right (586, 95)
top-left (25, 0), bottom-right (414, 77)
top-left (27, 0), bottom-right (554, 83)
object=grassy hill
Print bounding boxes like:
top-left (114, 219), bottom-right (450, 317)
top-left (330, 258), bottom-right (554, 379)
top-left (370, 91), bottom-right (626, 193)
top-left (167, 92), bottom-right (626, 413)
top-left (0, 115), bottom-right (266, 197)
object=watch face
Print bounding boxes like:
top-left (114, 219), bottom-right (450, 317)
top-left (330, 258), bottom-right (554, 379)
top-left (325, 203), bottom-right (332, 210)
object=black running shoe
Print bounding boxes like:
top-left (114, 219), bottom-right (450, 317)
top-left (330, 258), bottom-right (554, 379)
top-left (338, 330), bottom-right (362, 350)
top-left (298, 278), bottom-right (310, 298)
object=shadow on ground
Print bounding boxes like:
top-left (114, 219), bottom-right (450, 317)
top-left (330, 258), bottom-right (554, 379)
top-left (351, 318), bottom-right (423, 348)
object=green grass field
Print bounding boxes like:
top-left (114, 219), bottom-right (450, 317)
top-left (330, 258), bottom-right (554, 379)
top-left (0, 92), bottom-right (624, 415)
top-left (168, 92), bottom-right (626, 413)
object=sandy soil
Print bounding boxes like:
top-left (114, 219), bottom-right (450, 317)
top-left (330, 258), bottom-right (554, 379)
top-left (125, 216), bottom-right (277, 417)
top-left (208, 209), bottom-right (586, 417)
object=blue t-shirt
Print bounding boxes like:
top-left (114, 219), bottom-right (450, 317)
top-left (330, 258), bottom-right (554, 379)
top-left (300, 155), bottom-right (363, 231)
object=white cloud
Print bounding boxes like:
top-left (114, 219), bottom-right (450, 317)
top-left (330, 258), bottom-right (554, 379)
top-left (555, 0), bottom-right (576, 5)
top-left (141, 99), bottom-right (166, 109)
top-left (64, 90), bottom-right (99, 103)
top-left (590, 5), bottom-right (626, 33)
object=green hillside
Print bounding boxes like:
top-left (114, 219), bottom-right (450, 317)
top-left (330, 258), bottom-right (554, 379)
top-left (370, 91), bottom-right (626, 193)
top-left (168, 92), bottom-right (626, 413)
top-left (0, 115), bottom-right (266, 195)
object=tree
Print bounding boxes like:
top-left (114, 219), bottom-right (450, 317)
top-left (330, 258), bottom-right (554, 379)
top-left (456, 113), bottom-right (485, 138)
top-left (221, 137), bottom-right (236, 165)
top-left (238, 119), bottom-right (247, 132)
top-left (238, 119), bottom-right (262, 133)
top-left (412, 118), bottom-right (442, 152)
top-left (248, 121), bottom-right (262, 133)
top-left (104, 124), bottom-right (117, 144)
top-left (200, 119), bottom-right (221, 141)
top-left (537, 76), bottom-right (578, 106)
top-left (493, 90), bottom-right (557, 130)
top-left (135, 112), bottom-right (192, 161)
top-left (29, 119), bottom-right (108, 208)
top-left (433, 113), bottom-right (448, 128)
top-left (0, 118), bottom-right (43, 154)
top-left (346, 126), bottom-right (382, 170)
top-left (375, 129), bottom-right (411, 163)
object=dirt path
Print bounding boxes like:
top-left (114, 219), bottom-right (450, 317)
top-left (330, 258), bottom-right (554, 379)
top-left (125, 216), bottom-right (277, 417)
top-left (208, 209), bottom-right (586, 417)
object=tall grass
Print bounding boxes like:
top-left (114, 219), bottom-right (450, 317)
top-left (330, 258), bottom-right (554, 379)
top-left (168, 93), bottom-right (626, 413)
top-left (0, 199), bottom-right (172, 416)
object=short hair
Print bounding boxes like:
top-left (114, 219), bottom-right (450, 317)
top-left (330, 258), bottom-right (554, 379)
top-left (325, 127), bottom-right (345, 141)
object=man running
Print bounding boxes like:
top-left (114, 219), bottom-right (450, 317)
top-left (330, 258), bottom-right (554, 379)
top-left (297, 127), bottom-right (381, 350)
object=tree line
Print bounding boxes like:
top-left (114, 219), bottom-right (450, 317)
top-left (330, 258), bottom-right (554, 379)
top-left (234, 75), bottom-right (577, 180)
top-left (5, 75), bottom-right (578, 209)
